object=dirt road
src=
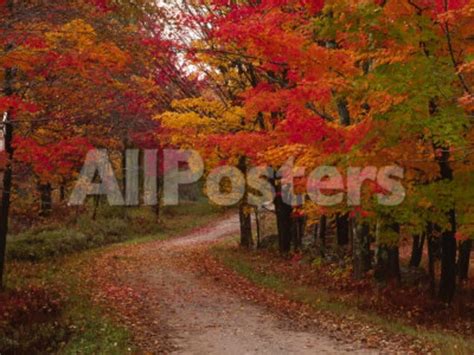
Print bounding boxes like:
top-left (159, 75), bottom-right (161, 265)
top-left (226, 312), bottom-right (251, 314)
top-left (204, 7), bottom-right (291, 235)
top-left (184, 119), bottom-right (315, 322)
top-left (105, 215), bottom-right (372, 354)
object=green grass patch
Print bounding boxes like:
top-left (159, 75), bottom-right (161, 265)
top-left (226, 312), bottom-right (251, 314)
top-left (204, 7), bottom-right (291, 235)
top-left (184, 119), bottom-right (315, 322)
top-left (212, 244), bottom-right (474, 355)
top-left (7, 200), bottom-right (224, 262)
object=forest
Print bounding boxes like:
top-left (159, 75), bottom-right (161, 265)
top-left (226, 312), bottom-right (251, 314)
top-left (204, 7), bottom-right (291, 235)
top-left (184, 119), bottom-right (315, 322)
top-left (0, 0), bottom-right (473, 353)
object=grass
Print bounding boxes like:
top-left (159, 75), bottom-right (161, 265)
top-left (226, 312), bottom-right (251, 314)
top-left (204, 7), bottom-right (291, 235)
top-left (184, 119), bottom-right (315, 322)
top-left (2, 200), bottom-right (226, 354)
top-left (212, 243), bottom-right (474, 355)
top-left (6, 200), bottom-right (222, 261)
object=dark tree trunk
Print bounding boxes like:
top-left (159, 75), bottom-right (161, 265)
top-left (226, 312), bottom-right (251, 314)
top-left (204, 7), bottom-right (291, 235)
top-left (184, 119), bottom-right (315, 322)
top-left (430, 97), bottom-right (457, 303)
top-left (427, 223), bottom-right (439, 297)
top-left (318, 215), bottom-right (327, 257)
top-left (336, 213), bottom-right (350, 246)
top-left (439, 214), bottom-right (457, 303)
top-left (353, 221), bottom-right (372, 279)
top-left (239, 204), bottom-right (253, 249)
top-left (0, 8), bottom-right (15, 289)
top-left (292, 215), bottom-right (305, 251)
top-left (38, 183), bottom-right (52, 217)
top-left (274, 183), bottom-right (292, 255)
top-left (238, 156), bottom-right (252, 249)
top-left (375, 246), bottom-right (400, 283)
top-left (255, 209), bottom-right (261, 249)
top-left (0, 115), bottom-right (13, 290)
top-left (153, 174), bottom-right (162, 221)
top-left (409, 233), bottom-right (425, 268)
top-left (374, 223), bottom-right (400, 283)
top-left (92, 195), bottom-right (101, 221)
top-left (458, 239), bottom-right (472, 281)
top-left (435, 146), bottom-right (457, 303)
top-left (60, 184), bottom-right (66, 202)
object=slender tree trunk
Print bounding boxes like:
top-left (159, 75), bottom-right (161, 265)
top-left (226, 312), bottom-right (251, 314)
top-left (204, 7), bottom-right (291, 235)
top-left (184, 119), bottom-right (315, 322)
top-left (353, 221), bottom-right (372, 279)
top-left (430, 97), bottom-right (457, 303)
top-left (0, 114), bottom-right (12, 290)
top-left (239, 203), bottom-right (253, 248)
top-left (274, 183), bottom-right (292, 255)
top-left (458, 239), bottom-right (472, 281)
top-left (375, 245), bottom-right (400, 283)
top-left (427, 223), bottom-right (438, 297)
top-left (318, 215), bottom-right (327, 257)
top-left (60, 183), bottom-right (66, 202)
top-left (0, 5), bottom-right (15, 289)
top-left (292, 215), bottom-right (305, 251)
top-left (92, 195), bottom-right (101, 221)
top-left (38, 182), bottom-right (52, 217)
top-left (255, 208), bottom-right (261, 249)
top-left (238, 156), bottom-right (253, 249)
top-left (153, 173), bottom-right (163, 221)
top-left (374, 222), bottom-right (400, 283)
top-left (438, 215), bottom-right (457, 303)
top-left (435, 146), bottom-right (457, 303)
top-left (336, 213), bottom-right (350, 246)
top-left (409, 233), bottom-right (425, 268)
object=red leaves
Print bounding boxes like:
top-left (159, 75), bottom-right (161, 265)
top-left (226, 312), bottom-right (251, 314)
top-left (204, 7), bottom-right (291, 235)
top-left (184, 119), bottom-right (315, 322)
top-left (206, 132), bottom-right (274, 160)
top-left (13, 137), bottom-right (93, 181)
top-left (0, 96), bottom-right (40, 114)
top-left (0, 285), bottom-right (64, 329)
top-left (89, 0), bottom-right (113, 11)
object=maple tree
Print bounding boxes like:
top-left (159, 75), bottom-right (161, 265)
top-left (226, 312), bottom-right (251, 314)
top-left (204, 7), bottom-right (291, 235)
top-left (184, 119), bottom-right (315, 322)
top-left (0, 0), bottom-right (186, 287)
top-left (153, 0), bottom-right (474, 304)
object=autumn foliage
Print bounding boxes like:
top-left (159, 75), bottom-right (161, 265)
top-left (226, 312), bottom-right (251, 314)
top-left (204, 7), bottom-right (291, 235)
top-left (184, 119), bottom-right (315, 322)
top-left (0, 0), bottom-right (473, 350)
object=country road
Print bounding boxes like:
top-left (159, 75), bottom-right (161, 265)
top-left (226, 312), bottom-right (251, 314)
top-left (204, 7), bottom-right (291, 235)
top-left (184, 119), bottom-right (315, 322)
top-left (90, 215), bottom-right (374, 354)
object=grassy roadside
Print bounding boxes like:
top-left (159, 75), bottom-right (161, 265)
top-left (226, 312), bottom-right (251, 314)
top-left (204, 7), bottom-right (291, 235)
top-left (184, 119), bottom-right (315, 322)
top-left (211, 242), bottom-right (474, 354)
top-left (1, 201), bottom-right (226, 354)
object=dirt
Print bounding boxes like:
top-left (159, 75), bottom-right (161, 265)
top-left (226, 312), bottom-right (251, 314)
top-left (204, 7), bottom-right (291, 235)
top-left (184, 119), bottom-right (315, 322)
top-left (114, 215), bottom-right (374, 354)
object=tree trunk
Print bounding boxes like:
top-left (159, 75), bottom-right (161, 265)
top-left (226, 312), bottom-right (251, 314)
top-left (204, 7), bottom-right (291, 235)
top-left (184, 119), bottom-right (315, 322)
top-left (0, 7), bottom-right (15, 289)
top-left (60, 183), bottom-right (66, 202)
top-left (274, 183), bottom-right (292, 255)
top-left (374, 222), bottom-right (400, 284)
top-left (409, 233), bottom-right (425, 268)
top-left (429, 97), bottom-right (457, 303)
top-left (427, 223), bottom-right (439, 297)
top-left (458, 239), bottom-right (472, 282)
top-left (92, 195), bottom-right (101, 221)
top-left (239, 203), bottom-right (253, 249)
top-left (292, 215), bottom-right (305, 252)
top-left (439, 213), bottom-right (457, 303)
top-left (255, 208), bottom-right (261, 249)
top-left (352, 221), bottom-right (372, 280)
top-left (435, 146), bottom-right (457, 304)
top-left (238, 156), bottom-right (252, 249)
top-left (0, 114), bottom-right (12, 290)
top-left (38, 183), bottom-right (52, 217)
top-left (318, 215), bottom-right (327, 257)
top-left (336, 213), bottom-right (350, 246)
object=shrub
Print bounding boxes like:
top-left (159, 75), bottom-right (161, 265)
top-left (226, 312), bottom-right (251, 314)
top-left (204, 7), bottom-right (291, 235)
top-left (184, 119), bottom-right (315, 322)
top-left (0, 286), bottom-right (68, 354)
top-left (7, 230), bottom-right (89, 261)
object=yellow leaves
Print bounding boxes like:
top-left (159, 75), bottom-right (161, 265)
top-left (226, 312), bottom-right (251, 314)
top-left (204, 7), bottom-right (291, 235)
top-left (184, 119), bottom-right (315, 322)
top-left (263, 144), bottom-right (307, 167)
top-left (46, 20), bottom-right (97, 50)
top-left (157, 97), bottom-right (244, 135)
top-left (160, 111), bottom-right (213, 131)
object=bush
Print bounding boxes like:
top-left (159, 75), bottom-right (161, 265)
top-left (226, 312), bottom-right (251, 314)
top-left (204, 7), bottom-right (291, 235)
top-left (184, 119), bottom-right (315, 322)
top-left (7, 230), bottom-right (89, 261)
top-left (0, 286), bottom-right (68, 354)
top-left (7, 218), bottom-right (134, 261)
